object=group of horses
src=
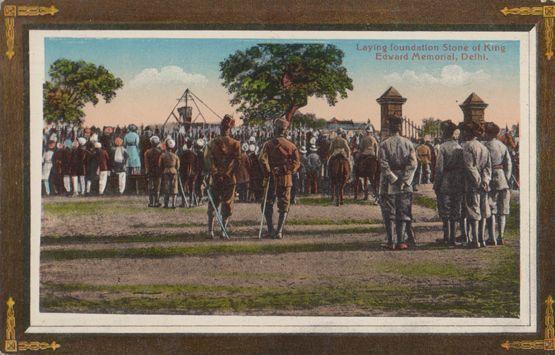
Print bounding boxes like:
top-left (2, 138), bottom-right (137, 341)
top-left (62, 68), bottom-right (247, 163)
top-left (175, 145), bottom-right (381, 208)
top-left (328, 152), bottom-right (380, 206)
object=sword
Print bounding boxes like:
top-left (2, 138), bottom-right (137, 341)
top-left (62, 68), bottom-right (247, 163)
top-left (177, 174), bottom-right (190, 208)
top-left (258, 177), bottom-right (271, 239)
top-left (205, 180), bottom-right (230, 240)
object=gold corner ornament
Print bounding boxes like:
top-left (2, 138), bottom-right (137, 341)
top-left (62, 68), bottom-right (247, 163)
top-left (2, 4), bottom-right (59, 60)
top-left (501, 295), bottom-right (555, 351)
top-left (501, 5), bottom-right (555, 60)
top-left (4, 297), bottom-right (60, 352)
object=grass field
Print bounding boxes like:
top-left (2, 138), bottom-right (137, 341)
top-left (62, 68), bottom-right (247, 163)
top-left (40, 188), bottom-right (520, 317)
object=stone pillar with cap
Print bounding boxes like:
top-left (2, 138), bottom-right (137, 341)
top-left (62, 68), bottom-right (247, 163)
top-left (459, 92), bottom-right (488, 125)
top-left (376, 86), bottom-right (407, 139)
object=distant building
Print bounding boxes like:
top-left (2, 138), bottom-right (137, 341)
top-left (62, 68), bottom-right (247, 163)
top-left (326, 117), bottom-right (366, 131)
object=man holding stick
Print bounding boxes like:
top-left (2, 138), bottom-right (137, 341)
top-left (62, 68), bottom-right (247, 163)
top-left (259, 118), bottom-right (301, 239)
top-left (204, 115), bottom-right (241, 239)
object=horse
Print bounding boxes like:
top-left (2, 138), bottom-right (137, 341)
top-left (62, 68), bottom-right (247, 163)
top-left (179, 149), bottom-right (200, 206)
top-left (353, 153), bottom-right (380, 201)
top-left (328, 154), bottom-right (351, 206)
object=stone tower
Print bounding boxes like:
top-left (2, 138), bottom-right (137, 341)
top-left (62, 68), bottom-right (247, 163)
top-left (376, 87), bottom-right (407, 138)
top-left (459, 92), bottom-right (488, 125)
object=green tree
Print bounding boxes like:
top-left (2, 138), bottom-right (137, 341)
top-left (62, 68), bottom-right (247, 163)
top-left (220, 43), bottom-right (353, 124)
top-left (420, 117), bottom-right (442, 139)
top-left (291, 112), bottom-right (327, 129)
top-left (43, 59), bottom-right (123, 124)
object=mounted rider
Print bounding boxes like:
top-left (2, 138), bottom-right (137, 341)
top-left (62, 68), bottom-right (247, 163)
top-left (328, 128), bottom-right (352, 163)
top-left (356, 125), bottom-right (378, 162)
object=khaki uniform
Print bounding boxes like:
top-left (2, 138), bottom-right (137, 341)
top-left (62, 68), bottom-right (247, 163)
top-left (205, 135), bottom-right (241, 219)
top-left (144, 147), bottom-right (162, 198)
top-left (462, 138), bottom-right (492, 221)
top-left (259, 136), bottom-right (301, 213)
top-left (159, 151), bottom-right (180, 195)
top-left (358, 134), bottom-right (378, 157)
top-left (433, 140), bottom-right (464, 220)
top-left (484, 138), bottom-right (512, 216)
top-left (328, 136), bottom-right (351, 160)
top-left (378, 134), bottom-right (417, 221)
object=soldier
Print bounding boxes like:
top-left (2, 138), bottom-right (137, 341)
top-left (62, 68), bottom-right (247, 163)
top-left (357, 126), bottom-right (379, 163)
top-left (236, 143), bottom-right (251, 202)
top-left (328, 128), bottom-right (351, 162)
top-left (483, 122), bottom-right (512, 245)
top-left (259, 118), bottom-right (301, 239)
top-left (247, 143), bottom-right (263, 202)
top-left (42, 140), bottom-right (56, 195)
top-left (144, 136), bottom-right (163, 207)
top-left (378, 116), bottom-right (418, 250)
top-left (433, 120), bottom-right (464, 245)
top-left (204, 115), bottom-right (241, 238)
top-left (460, 121), bottom-right (492, 248)
top-left (159, 138), bottom-right (180, 208)
top-left (416, 139), bottom-right (432, 184)
top-left (306, 144), bottom-right (322, 194)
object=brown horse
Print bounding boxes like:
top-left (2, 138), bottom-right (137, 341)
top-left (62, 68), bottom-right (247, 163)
top-left (328, 154), bottom-right (351, 206)
top-left (179, 149), bottom-right (200, 206)
top-left (353, 153), bottom-right (380, 200)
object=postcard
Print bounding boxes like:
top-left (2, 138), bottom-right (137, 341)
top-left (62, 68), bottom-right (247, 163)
top-left (1, 1), bottom-right (553, 353)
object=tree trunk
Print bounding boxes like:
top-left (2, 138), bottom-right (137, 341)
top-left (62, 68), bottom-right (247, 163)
top-left (285, 105), bottom-right (300, 124)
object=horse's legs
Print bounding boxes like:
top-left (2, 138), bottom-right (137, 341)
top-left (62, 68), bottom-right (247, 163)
top-left (363, 177), bottom-right (369, 200)
top-left (330, 182), bottom-right (335, 202)
top-left (339, 183), bottom-right (344, 205)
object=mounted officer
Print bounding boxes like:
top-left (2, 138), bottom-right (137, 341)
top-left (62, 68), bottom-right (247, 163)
top-left (204, 115), bottom-right (241, 238)
top-left (328, 127), bottom-right (351, 163)
top-left (259, 118), bottom-right (301, 239)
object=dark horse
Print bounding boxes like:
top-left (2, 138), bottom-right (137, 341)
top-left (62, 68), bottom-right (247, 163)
top-left (328, 154), bottom-right (351, 206)
top-left (179, 149), bottom-right (200, 206)
top-left (353, 153), bottom-right (380, 200)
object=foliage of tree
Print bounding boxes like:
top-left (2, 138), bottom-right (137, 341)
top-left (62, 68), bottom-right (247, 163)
top-left (43, 59), bottom-right (123, 124)
top-left (220, 43), bottom-right (353, 124)
top-left (290, 112), bottom-right (327, 129)
top-left (420, 117), bottom-right (442, 138)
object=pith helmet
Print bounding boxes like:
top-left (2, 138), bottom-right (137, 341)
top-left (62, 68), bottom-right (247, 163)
top-left (274, 118), bottom-right (289, 131)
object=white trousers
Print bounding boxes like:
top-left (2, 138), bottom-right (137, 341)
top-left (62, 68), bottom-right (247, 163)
top-left (63, 175), bottom-right (71, 193)
top-left (71, 176), bottom-right (86, 195)
top-left (117, 172), bottom-right (126, 194)
top-left (99, 171), bottom-right (109, 195)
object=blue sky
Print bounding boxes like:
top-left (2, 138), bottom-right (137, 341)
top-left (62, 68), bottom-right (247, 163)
top-left (44, 36), bottom-right (521, 128)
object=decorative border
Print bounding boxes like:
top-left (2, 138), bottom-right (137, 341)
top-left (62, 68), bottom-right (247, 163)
top-left (501, 5), bottom-right (555, 60)
top-left (4, 297), bottom-right (60, 352)
top-left (501, 295), bottom-right (555, 351)
top-left (2, 4), bottom-right (58, 60)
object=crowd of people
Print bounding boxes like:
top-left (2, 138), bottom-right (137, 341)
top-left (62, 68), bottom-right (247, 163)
top-left (41, 117), bottom-right (519, 247)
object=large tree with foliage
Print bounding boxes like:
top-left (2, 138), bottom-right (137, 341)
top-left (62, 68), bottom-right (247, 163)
top-left (43, 59), bottom-right (123, 124)
top-left (220, 44), bottom-right (353, 124)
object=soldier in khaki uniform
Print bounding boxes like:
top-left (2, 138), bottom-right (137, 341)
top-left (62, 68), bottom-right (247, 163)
top-left (204, 115), bottom-right (241, 238)
top-left (144, 135), bottom-right (162, 207)
top-left (158, 138), bottom-right (180, 208)
top-left (259, 118), bottom-right (301, 239)
top-left (328, 127), bottom-right (351, 161)
top-left (483, 122), bottom-right (512, 245)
